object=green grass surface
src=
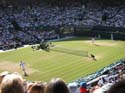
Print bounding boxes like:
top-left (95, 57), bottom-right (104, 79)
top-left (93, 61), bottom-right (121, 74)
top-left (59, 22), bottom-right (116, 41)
top-left (0, 37), bottom-right (125, 83)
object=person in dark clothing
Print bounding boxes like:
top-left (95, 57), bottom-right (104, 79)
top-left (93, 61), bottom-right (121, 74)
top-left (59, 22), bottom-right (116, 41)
top-left (91, 54), bottom-right (96, 61)
top-left (107, 79), bottom-right (125, 93)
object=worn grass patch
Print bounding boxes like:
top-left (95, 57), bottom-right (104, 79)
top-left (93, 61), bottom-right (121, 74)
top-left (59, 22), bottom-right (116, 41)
top-left (0, 61), bottom-right (39, 75)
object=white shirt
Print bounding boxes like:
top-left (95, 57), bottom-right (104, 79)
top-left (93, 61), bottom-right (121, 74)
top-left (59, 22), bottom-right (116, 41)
top-left (20, 61), bottom-right (25, 70)
top-left (98, 79), bottom-right (104, 87)
top-left (68, 83), bottom-right (79, 93)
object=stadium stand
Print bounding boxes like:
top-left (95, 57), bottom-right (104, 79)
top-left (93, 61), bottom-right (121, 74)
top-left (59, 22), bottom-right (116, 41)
top-left (0, 0), bottom-right (125, 49)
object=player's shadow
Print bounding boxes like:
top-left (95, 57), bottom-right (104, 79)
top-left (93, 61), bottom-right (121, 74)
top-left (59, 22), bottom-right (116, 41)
top-left (23, 72), bottom-right (29, 77)
top-left (94, 44), bottom-right (100, 47)
top-left (44, 49), bottom-right (50, 52)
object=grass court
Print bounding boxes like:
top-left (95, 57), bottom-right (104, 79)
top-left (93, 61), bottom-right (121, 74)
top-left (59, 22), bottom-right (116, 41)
top-left (0, 37), bottom-right (125, 83)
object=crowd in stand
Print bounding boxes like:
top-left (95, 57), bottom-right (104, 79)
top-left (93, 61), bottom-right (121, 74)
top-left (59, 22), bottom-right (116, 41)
top-left (0, 4), bottom-right (125, 50)
top-left (89, 61), bottom-right (125, 93)
top-left (0, 72), bottom-right (69, 93)
top-left (92, 70), bottom-right (124, 93)
top-left (1, 5), bottom-right (125, 27)
top-left (66, 60), bottom-right (125, 93)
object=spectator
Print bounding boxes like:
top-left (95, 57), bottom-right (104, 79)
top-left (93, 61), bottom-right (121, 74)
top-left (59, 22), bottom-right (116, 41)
top-left (79, 82), bottom-right (88, 93)
top-left (1, 73), bottom-right (25, 93)
top-left (97, 77), bottom-right (105, 87)
top-left (44, 78), bottom-right (69, 93)
top-left (68, 82), bottom-right (79, 93)
top-left (118, 70), bottom-right (124, 81)
top-left (27, 82), bottom-right (45, 93)
top-left (0, 71), bottom-right (10, 83)
top-left (107, 79), bottom-right (125, 93)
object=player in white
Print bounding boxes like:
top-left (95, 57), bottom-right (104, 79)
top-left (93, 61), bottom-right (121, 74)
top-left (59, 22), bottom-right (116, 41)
top-left (91, 37), bottom-right (95, 44)
top-left (20, 61), bottom-right (27, 76)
